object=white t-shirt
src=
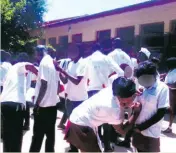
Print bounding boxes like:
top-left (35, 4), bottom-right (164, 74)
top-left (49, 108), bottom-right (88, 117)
top-left (0, 62), bottom-right (30, 105)
top-left (70, 87), bottom-right (124, 128)
top-left (108, 49), bottom-right (133, 68)
top-left (66, 58), bottom-right (88, 101)
top-left (165, 69), bottom-right (176, 89)
top-left (87, 51), bottom-right (124, 91)
top-left (131, 58), bottom-right (138, 69)
top-left (136, 80), bottom-right (169, 138)
top-left (34, 54), bottom-right (59, 107)
top-left (0, 62), bottom-right (12, 86)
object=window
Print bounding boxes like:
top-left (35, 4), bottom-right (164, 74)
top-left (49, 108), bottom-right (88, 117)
top-left (97, 30), bottom-right (111, 42)
top-left (140, 22), bottom-right (164, 48)
top-left (72, 34), bottom-right (82, 43)
top-left (170, 20), bottom-right (176, 34)
top-left (59, 35), bottom-right (69, 50)
top-left (116, 26), bottom-right (135, 50)
top-left (48, 37), bottom-right (56, 47)
top-left (97, 30), bottom-right (111, 51)
top-left (39, 39), bottom-right (46, 45)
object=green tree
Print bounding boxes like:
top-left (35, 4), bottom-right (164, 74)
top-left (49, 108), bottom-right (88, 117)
top-left (1, 0), bottom-right (47, 54)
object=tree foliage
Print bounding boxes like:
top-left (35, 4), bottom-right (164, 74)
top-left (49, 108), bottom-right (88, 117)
top-left (1, 0), bottom-right (47, 54)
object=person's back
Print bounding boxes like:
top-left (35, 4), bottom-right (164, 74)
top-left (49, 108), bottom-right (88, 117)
top-left (70, 87), bottom-right (121, 128)
top-left (0, 62), bottom-right (28, 104)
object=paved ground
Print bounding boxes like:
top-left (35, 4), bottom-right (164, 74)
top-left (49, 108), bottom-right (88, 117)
top-left (1, 111), bottom-right (176, 152)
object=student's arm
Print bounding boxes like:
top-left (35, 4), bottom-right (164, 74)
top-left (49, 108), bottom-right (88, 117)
top-left (25, 64), bottom-right (38, 76)
top-left (134, 87), bottom-right (169, 131)
top-left (107, 57), bottom-right (124, 77)
top-left (134, 108), bottom-right (167, 131)
top-left (55, 62), bottom-right (86, 85)
top-left (35, 79), bottom-right (47, 106)
top-left (113, 102), bottom-right (142, 136)
top-left (35, 65), bottom-right (49, 106)
top-left (59, 73), bottom-right (68, 84)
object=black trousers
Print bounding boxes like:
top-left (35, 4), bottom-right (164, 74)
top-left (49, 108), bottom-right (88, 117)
top-left (1, 102), bottom-right (24, 152)
top-left (29, 106), bottom-right (57, 152)
top-left (23, 102), bottom-right (30, 127)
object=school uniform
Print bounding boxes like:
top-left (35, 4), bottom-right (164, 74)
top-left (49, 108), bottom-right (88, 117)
top-left (132, 80), bottom-right (169, 152)
top-left (30, 55), bottom-right (59, 152)
top-left (0, 62), bottom-right (30, 152)
top-left (65, 58), bottom-right (88, 117)
top-left (87, 51), bottom-right (124, 97)
top-left (165, 68), bottom-right (176, 114)
top-left (0, 61), bottom-right (12, 93)
top-left (65, 87), bottom-right (125, 152)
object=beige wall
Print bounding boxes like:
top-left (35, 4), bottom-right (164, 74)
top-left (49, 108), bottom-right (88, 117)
top-left (36, 2), bottom-right (176, 44)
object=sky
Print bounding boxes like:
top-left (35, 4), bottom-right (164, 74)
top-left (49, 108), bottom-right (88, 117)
top-left (44, 0), bottom-right (150, 22)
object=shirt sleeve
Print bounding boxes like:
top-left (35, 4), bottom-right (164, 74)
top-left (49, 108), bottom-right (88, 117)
top-left (39, 64), bottom-right (50, 81)
top-left (157, 86), bottom-right (169, 109)
top-left (106, 57), bottom-right (124, 77)
top-left (76, 61), bottom-right (87, 77)
top-left (108, 108), bottom-right (124, 125)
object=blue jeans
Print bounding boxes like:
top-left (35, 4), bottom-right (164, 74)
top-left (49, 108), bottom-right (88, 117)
top-left (65, 99), bottom-right (83, 117)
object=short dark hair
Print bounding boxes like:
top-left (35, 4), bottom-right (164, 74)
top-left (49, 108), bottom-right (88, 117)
top-left (135, 61), bottom-right (157, 78)
top-left (112, 77), bottom-right (136, 98)
top-left (166, 57), bottom-right (176, 70)
top-left (17, 52), bottom-right (29, 62)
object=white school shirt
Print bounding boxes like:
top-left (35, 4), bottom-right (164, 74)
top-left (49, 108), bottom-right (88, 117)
top-left (87, 51), bottom-right (124, 91)
top-left (108, 49), bottom-right (133, 68)
top-left (131, 58), bottom-right (138, 69)
top-left (165, 69), bottom-right (176, 89)
top-left (34, 54), bottom-right (59, 107)
top-left (0, 62), bottom-right (12, 86)
top-left (66, 58), bottom-right (88, 101)
top-left (70, 87), bottom-right (124, 128)
top-left (135, 80), bottom-right (169, 138)
top-left (0, 62), bottom-right (30, 105)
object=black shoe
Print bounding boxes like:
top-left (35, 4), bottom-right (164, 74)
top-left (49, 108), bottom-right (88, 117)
top-left (23, 126), bottom-right (30, 131)
top-left (116, 140), bottom-right (130, 148)
top-left (67, 149), bottom-right (78, 152)
top-left (104, 146), bottom-right (114, 152)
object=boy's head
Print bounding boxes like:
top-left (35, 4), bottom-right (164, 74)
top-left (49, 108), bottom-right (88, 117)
top-left (135, 61), bottom-right (157, 88)
top-left (17, 52), bottom-right (29, 62)
top-left (34, 45), bottom-right (47, 63)
top-left (137, 48), bottom-right (151, 63)
top-left (112, 77), bottom-right (136, 108)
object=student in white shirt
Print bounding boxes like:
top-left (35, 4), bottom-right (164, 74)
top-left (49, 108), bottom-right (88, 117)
top-left (57, 58), bottom-right (71, 129)
top-left (0, 52), bottom-right (38, 152)
top-left (29, 45), bottom-right (59, 152)
top-left (64, 77), bottom-right (142, 152)
top-left (132, 61), bottom-right (169, 152)
top-left (163, 57), bottom-right (176, 133)
top-left (85, 43), bottom-right (124, 151)
top-left (108, 38), bottom-right (133, 69)
top-left (87, 43), bottom-right (124, 98)
top-left (56, 44), bottom-right (88, 152)
top-left (0, 50), bottom-right (12, 93)
top-left (23, 64), bottom-right (38, 131)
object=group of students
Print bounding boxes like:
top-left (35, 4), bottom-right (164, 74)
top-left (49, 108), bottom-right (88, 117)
top-left (0, 37), bottom-right (176, 152)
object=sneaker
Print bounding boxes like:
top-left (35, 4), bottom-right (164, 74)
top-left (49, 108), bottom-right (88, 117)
top-left (162, 127), bottom-right (172, 133)
top-left (116, 140), bottom-right (130, 148)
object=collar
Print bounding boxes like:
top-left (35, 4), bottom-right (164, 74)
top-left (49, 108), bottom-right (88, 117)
top-left (146, 79), bottom-right (159, 90)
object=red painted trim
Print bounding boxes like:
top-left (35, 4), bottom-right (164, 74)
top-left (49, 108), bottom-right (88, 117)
top-left (42, 0), bottom-right (176, 28)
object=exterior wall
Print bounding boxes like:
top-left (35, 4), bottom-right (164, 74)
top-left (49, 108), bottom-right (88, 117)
top-left (37, 2), bottom-right (176, 44)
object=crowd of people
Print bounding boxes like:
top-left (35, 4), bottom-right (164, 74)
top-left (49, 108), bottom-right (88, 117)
top-left (0, 37), bottom-right (176, 152)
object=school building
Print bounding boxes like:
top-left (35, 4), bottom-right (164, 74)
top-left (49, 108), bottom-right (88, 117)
top-left (32, 0), bottom-right (176, 60)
